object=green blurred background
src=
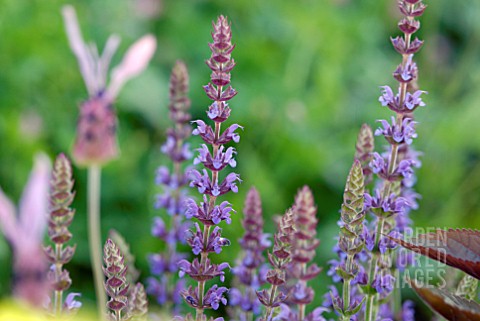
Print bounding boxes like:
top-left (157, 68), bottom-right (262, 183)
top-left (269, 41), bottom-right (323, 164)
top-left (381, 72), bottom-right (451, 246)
top-left (1, 0), bottom-right (480, 318)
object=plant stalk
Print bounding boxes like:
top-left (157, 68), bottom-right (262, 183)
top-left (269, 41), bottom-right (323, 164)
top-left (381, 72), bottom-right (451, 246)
top-left (364, 216), bottom-right (385, 321)
top-left (88, 165), bottom-right (107, 319)
top-left (264, 284), bottom-right (278, 321)
top-left (341, 253), bottom-right (354, 320)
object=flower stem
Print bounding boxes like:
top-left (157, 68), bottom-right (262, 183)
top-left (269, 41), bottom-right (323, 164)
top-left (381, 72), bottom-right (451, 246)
top-left (88, 165), bottom-right (107, 319)
top-left (196, 280), bottom-right (205, 321)
top-left (364, 216), bottom-right (384, 321)
top-left (264, 284), bottom-right (278, 321)
top-left (53, 243), bottom-right (63, 316)
top-left (298, 302), bottom-right (306, 321)
top-left (341, 253), bottom-right (354, 320)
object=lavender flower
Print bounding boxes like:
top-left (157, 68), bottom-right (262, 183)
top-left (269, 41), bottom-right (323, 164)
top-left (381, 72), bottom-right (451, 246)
top-left (62, 6), bottom-right (156, 317)
top-left (148, 61), bottom-right (192, 312)
top-left (0, 154), bottom-right (51, 307)
top-left (257, 208), bottom-right (295, 321)
top-left (43, 154), bottom-right (80, 315)
top-left (178, 15), bottom-right (240, 320)
top-left (62, 5), bottom-right (156, 166)
top-left (229, 187), bottom-right (270, 320)
top-left (363, 1), bottom-right (427, 320)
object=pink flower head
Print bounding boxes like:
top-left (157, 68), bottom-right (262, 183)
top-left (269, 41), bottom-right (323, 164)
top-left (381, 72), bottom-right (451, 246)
top-left (0, 154), bottom-right (51, 307)
top-left (62, 5), bottom-right (157, 166)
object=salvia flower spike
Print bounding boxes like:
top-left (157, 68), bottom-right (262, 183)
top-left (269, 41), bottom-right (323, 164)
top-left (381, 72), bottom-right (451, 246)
top-left (109, 230), bottom-right (140, 292)
top-left (229, 187), bottom-right (271, 320)
top-left (257, 208), bottom-right (295, 321)
top-left (43, 153), bottom-right (80, 316)
top-left (363, 0), bottom-right (427, 320)
top-left (62, 5), bottom-right (156, 166)
top-left (0, 154), bottom-right (51, 307)
top-left (103, 239), bottom-right (130, 321)
top-left (180, 15), bottom-right (240, 321)
top-left (333, 160), bottom-right (366, 320)
top-left (280, 186), bottom-right (323, 321)
top-left (354, 124), bottom-right (374, 185)
top-left (129, 283), bottom-right (149, 321)
top-left (147, 61), bottom-right (192, 312)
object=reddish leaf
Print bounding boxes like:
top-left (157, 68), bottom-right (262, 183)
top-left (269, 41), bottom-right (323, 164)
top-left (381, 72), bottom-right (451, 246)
top-left (410, 280), bottom-right (480, 321)
top-left (389, 229), bottom-right (480, 280)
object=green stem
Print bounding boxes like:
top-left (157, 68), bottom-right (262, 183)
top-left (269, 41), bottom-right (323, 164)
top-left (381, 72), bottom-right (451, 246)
top-left (53, 243), bottom-right (63, 316)
top-left (196, 280), bottom-right (206, 321)
top-left (298, 303), bottom-right (306, 321)
top-left (88, 165), bottom-right (107, 319)
top-left (54, 288), bottom-right (63, 316)
top-left (195, 224), bottom-right (212, 321)
top-left (264, 284), bottom-right (278, 321)
top-left (341, 253), bottom-right (355, 320)
top-left (392, 266), bottom-right (401, 316)
top-left (364, 217), bottom-right (384, 321)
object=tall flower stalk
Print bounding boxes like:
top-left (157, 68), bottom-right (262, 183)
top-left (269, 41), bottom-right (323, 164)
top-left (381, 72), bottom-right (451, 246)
top-left (103, 239), bottom-right (149, 321)
top-left (276, 186), bottom-right (323, 321)
top-left (291, 187), bottom-right (321, 320)
top-left (179, 15), bottom-right (241, 321)
top-left (332, 161), bottom-right (366, 321)
top-left (147, 61), bottom-right (192, 312)
top-left (363, 1), bottom-right (427, 320)
top-left (257, 208), bottom-right (295, 321)
top-left (61, 5), bottom-right (156, 317)
top-left (44, 154), bottom-right (80, 316)
top-left (103, 239), bottom-right (130, 321)
top-left (229, 187), bottom-right (270, 321)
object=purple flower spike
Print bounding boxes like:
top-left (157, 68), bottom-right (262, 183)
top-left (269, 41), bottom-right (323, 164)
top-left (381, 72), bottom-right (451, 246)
top-left (363, 1), bottom-right (427, 319)
top-left (148, 61), bottom-right (193, 312)
top-left (229, 188), bottom-right (271, 320)
top-left (182, 15), bottom-right (240, 319)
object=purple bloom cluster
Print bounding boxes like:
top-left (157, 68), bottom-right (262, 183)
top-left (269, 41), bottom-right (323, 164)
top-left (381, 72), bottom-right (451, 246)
top-left (147, 61), bottom-right (192, 311)
top-left (229, 187), bottom-right (271, 320)
top-left (179, 15), bottom-right (240, 319)
top-left (361, 0), bottom-right (426, 320)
